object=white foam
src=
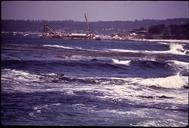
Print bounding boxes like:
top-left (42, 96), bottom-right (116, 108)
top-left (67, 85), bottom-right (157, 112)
top-left (170, 60), bottom-right (189, 69)
top-left (46, 73), bottom-right (57, 76)
top-left (43, 44), bottom-right (75, 50)
top-left (134, 118), bottom-right (187, 127)
top-left (43, 44), bottom-right (100, 52)
top-left (112, 59), bottom-right (131, 66)
top-left (79, 75), bottom-right (187, 89)
top-left (2, 69), bottom-right (40, 82)
top-left (106, 49), bottom-right (140, 53)
top-left (134, 73), bottom-right (187, 89)
top-left (106, 42), bottom-right (187, 55)
top-left (168, 43), bottom-right (185, 55)
top-left (94, 76), bottom-right (188, 105)
top-left (1, 68), bottom-right (187, 106)
top-left (149, 41), bottom-right (187, 55)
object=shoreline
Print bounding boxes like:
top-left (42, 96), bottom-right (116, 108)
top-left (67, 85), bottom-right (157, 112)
top-left (130, 38), bottom-right (189, 43)
top-left (2, 31), bottom-right (189, 43)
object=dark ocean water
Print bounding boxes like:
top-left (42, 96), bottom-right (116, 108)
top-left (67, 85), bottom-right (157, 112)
top-left (1, 34), bottom-right (189, 126)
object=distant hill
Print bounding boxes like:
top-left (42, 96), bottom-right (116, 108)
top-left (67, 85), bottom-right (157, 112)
top-left (1, 18), bottom-right (189, 34)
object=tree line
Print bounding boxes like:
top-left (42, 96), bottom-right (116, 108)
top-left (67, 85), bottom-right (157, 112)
top-left (1, 18), bottom-right (189, 38)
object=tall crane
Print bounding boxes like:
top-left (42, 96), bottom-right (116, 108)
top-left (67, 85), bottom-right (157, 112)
top-left (84, 13), bottom-right (90, 34)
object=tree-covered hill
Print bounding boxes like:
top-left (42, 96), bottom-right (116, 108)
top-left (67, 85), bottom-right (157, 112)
top-left (1, 18), bottom-right (189, 35)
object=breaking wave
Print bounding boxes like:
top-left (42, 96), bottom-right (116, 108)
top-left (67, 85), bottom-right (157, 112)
top-left (43, 44), bottom-right (100, 52)
top-left (112, 59), bottom-right (131, 66)
top-left (43, 44), bottom-right (78, 50)
top-left (106, 43), bottom-right (188, 55)
top-left (169, 43), bottom-right (186, 55)
top-left (2, 36), bottom-right (189, 126)
top-left (1, 67), bottom-right (187, 93)
top-left (130, 73), bottom-right (187, 89)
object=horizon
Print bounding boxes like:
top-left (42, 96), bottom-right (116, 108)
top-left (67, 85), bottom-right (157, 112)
top-left (2, 17), bottom-right (189, 22)
top-left (2, 1), bottom-right (189, 21)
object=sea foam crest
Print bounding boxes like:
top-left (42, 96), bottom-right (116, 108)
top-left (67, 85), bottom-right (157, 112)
top-left (43, 44), bottom-right (75, 50)
top-left (136, 72), bottom-right (187, 89)
top-left (106, 43), bottom-right (187, 55)
top-left (169, 43), bottom-right (185, 55)
top-left (106, 49), bottom-right (140, 53)
top-left (43, 44), bottom-right (100, 52)
top-left (112, 59), bottom-right (131, 66)
top-left (170, 60), bottom-right (189, 69)
top-left (2, 69), bottom-right (40, 82)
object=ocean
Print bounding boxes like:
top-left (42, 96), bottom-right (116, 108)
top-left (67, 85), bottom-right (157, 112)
top-left (1, 33), bottom-right (189, 126)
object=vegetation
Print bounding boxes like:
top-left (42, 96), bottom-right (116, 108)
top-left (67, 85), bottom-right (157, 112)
top-left (1, 18), bottom-right (189, 36)
top-left (147, 22), bottom-right (189, 39)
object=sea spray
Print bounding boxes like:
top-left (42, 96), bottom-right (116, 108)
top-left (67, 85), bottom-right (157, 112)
top-left (169, 43), bottom-right (185, 55)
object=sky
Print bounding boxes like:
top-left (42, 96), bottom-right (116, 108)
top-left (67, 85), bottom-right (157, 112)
top-left (1, 1), bottom-right (189, 21)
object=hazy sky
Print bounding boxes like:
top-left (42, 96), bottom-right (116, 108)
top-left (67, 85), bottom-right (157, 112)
top-left (1, 1), bottom-right (189, 21)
